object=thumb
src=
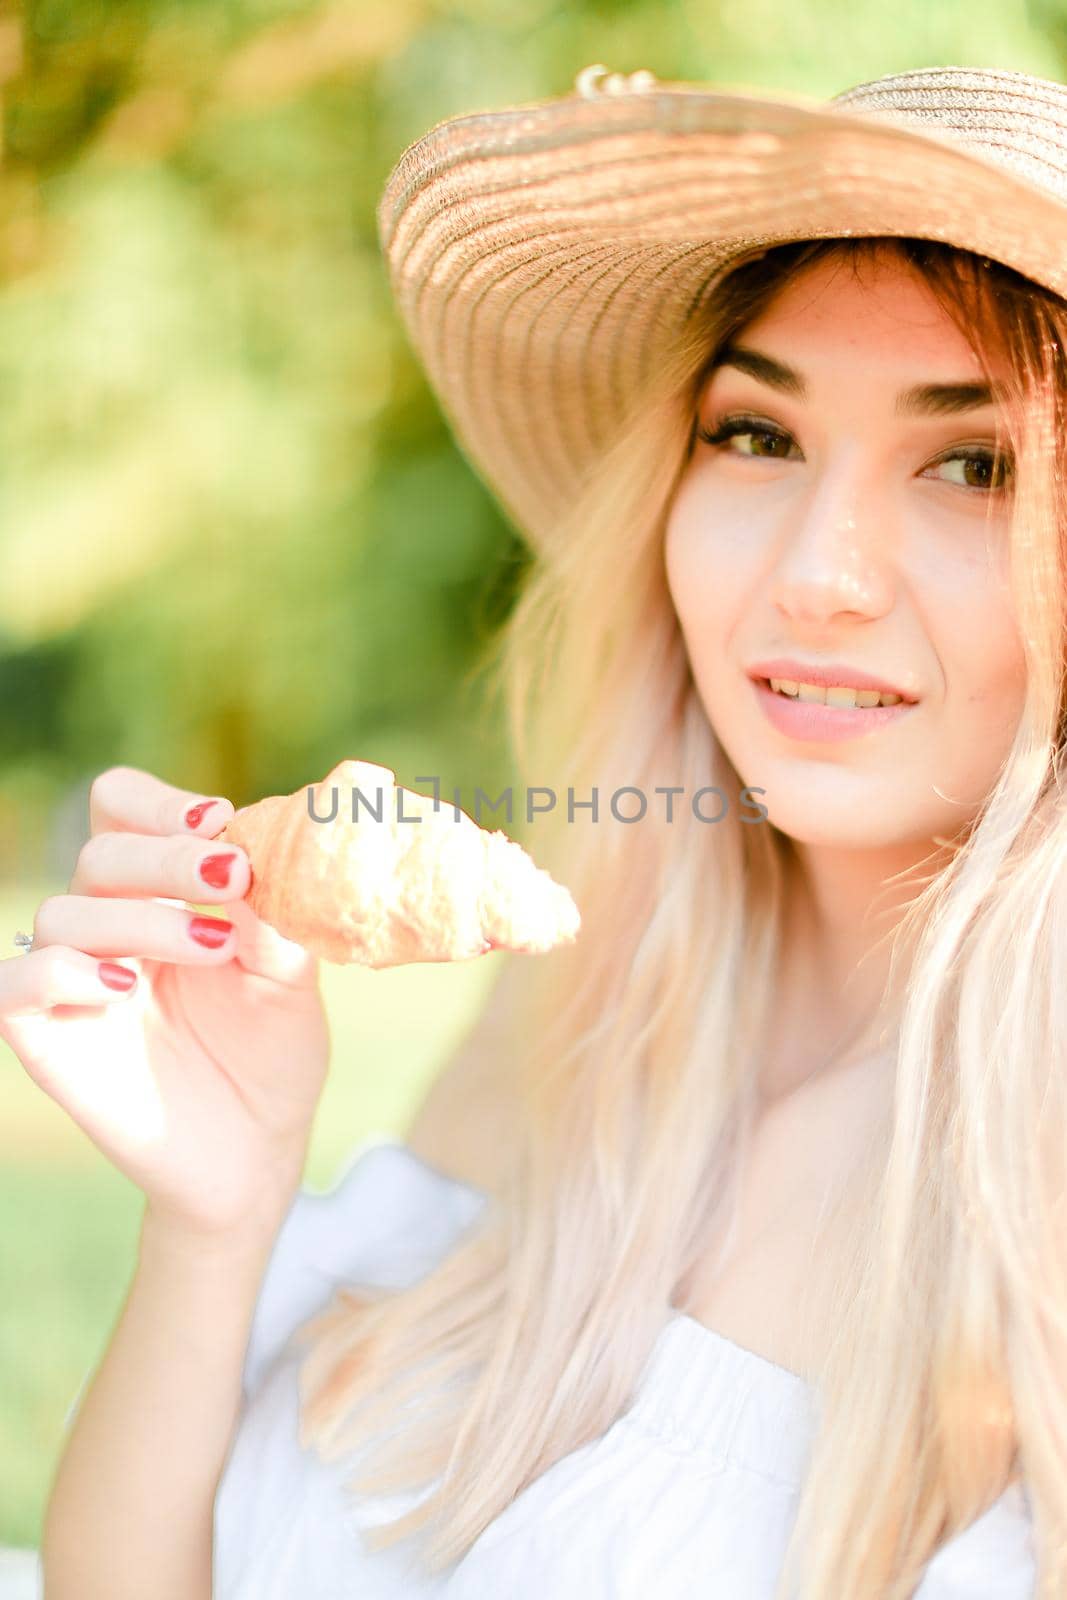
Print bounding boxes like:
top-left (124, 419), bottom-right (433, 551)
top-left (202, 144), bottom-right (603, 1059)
top-left (219, 895), bottom-right (321, 989)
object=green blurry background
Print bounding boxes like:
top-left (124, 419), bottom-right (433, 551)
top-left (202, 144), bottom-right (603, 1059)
top-left (0, 0), bottom-right (1062, 1559)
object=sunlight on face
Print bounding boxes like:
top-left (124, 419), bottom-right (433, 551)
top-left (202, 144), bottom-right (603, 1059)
top-left (664, 246), bottom-right (1029, 850)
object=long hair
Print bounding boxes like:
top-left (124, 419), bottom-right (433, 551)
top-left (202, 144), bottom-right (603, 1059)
top-left (293, 233), bottom-right (1067, 1599)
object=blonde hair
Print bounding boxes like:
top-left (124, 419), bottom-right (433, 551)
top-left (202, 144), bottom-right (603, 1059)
top-left (294, 235), bottom-right (1067, 1598)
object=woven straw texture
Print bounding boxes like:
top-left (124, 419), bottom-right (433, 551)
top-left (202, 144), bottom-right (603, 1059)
top-left (377, 65), bottom-right (1067, 551)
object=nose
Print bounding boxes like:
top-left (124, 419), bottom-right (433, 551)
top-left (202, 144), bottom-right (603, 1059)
top-left (768, 457), bottom-right (895, 627)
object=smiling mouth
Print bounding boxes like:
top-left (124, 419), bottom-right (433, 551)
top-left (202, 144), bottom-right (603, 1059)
top-left (757, 676), bottom-right (912, 710)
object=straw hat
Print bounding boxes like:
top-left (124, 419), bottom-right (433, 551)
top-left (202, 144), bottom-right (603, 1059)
top-left (376, 63), bottom-right (1067, 552)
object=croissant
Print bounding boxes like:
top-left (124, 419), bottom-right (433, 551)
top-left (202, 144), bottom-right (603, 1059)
top-left (216, 759), bottom-right (581, 968)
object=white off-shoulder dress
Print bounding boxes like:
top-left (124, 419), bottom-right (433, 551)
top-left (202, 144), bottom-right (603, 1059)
top-left (211, 1137), bottom-right (1038, 1599)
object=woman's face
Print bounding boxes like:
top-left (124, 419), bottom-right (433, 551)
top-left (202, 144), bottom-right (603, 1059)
top-left (664, 247), bottom-right (1028, 850)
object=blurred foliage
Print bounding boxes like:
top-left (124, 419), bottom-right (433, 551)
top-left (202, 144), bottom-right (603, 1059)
top-left (0, 0), bottom-right (1060, 881)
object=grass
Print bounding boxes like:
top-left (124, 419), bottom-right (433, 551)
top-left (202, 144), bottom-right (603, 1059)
top-left (0, 879), bottom-right (497, 1550)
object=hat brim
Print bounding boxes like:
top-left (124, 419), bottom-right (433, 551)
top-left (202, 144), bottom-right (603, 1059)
top-left (378, 78), bottom-right (1067, 551)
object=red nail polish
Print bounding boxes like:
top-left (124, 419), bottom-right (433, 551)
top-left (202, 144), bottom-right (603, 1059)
top-left (189, 915), bottom-right (233, 948)
top-left (198, 852), bottom-right (236, 889)
top-left (185, 800), bottom-right (218, 830)
top-left (99, 962), bottom-right (137, 991)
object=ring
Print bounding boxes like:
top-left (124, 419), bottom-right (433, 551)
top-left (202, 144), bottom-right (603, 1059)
top-left (13, 931), bottom-right (33, 953)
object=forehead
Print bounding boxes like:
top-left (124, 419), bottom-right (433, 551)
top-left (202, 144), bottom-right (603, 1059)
top-left (724, 248), bottom-right (997, 382)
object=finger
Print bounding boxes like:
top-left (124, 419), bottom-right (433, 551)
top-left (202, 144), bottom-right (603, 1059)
top-left (223, 895), bottom-right (320, 989)
top-left (69, 830), bottom-right (251, 904)
top-left (32, 895), bottom-right (237, 964)
top-left (87, 765), bottom-right (234, 842)
top-left (0, 946), bottom-right (140, 1021)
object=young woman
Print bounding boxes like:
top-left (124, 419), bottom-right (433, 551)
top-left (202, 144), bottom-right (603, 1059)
top-left (10, 61), bottom-right (1067, 1600)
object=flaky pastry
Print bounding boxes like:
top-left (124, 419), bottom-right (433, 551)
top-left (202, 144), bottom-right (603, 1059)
top-left (217, 759), bottom-right (581, 968)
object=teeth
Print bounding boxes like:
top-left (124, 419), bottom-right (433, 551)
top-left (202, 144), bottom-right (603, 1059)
top-left (767, 678), bottom-right (902, 709)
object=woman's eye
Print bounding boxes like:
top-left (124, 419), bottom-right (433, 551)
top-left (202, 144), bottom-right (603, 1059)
top-left (924, 450), bottom-right (1013, 493)
top-left (694, 409), bottom-right (1017, 489)
top-left (695, 415), bottom-right (800, 460)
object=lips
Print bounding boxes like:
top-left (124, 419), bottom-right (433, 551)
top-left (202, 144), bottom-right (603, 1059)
top-left (758, 675), bottom-right (902, 707)
top-left (747, 658), bottom-right (919, 702)
top-left (750, 676), bottom-right (916, 743)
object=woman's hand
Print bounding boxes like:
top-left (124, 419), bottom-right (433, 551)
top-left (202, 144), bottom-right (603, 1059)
top-left (0, 766), bottom-right (331, 1238)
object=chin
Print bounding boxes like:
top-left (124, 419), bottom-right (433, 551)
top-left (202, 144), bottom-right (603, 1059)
top-left (745, 790), bottom-right (932, 852)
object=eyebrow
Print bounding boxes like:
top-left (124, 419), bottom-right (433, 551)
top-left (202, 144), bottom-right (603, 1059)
top-left (711, 342), bottom-right (1009, 417)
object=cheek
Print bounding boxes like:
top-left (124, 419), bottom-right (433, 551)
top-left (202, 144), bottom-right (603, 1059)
top-left (955, 627), bottom-right (1028, 729)
top-left (914, 540), bottom-right (1027, 716)
top-left (664, 477), bottom-right (756, 642)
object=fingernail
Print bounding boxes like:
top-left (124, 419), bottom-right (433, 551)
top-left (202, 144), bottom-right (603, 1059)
top-left (188, 915), bottom-right (233, 949)
top-left (198, 852), bottom-right (236, 889)
top-left (99, 962), bottom-right (137, 991)
top-left (185, 800), bottom-right (219, 830)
